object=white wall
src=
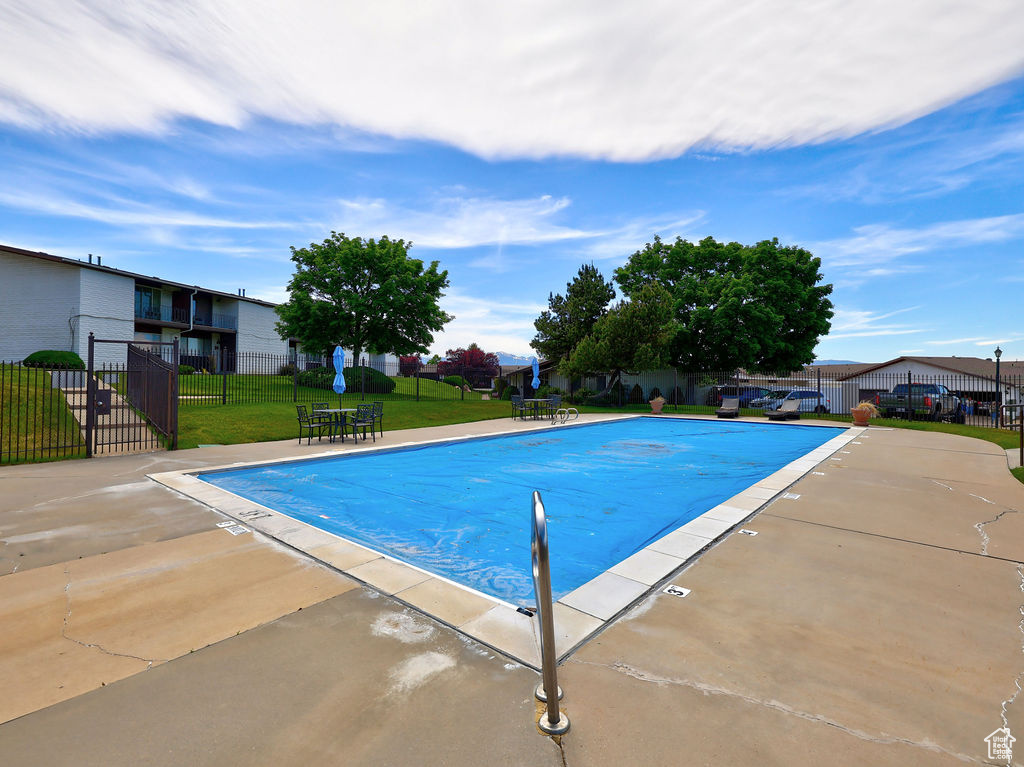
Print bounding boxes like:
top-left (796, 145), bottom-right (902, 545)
top-left (0, 251), bottom-right (81, 361)
top-left (77, 268), bottom-right (134, 366)
top-left (235, 301), bottom-right (288, 372)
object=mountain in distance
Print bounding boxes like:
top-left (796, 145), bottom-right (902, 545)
top-left (494, 351), bottom-right (534, 366)
top-left (813, 359), bottom-right (862, 365)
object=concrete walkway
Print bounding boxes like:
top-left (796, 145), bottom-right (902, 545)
top-left (1, 418), bottom-right (1023, 765)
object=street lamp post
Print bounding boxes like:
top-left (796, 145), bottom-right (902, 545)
top-left (995, 346), bottom-right (1002, 428)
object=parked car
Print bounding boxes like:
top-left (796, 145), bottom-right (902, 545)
top-left (705, 386), bottom-right (772, 407)
top-left (875, 383), bottom-right (963, 422)
top-left (754, 389), bottom-right (831, 414)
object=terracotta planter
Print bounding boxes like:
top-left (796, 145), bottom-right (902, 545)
top-left (850, 407), bottom-right (871, 427)
top-left (650, 397), bottom-right (666, 415)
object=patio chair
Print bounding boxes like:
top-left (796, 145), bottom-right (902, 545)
top-left (544, 394), bottom-right (562, 418)
top-left (351, 403), bottom-right (376, 442)
top-left (296, 404), bottom-right (330, 444)
top-left (510, 394), bottom-right (529, 421)
top-left (371, 401), bottom-right (384, 438)
top-left (715, 396), bottom-right (740, 418)
top-left (766, 398), bottom-right (801, 421)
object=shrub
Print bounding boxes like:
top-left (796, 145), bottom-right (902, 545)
top-left (666, 385), bottom-right (684, 405)
top-left (278, 363), bottom-right (297, 376)
top-left (178, 364), bottom-right (195, 375)
top-left (500, 384), bottom-right (520, 400)
top-left (494, 378), bottom-right (509, 398)
top-left (628, 384), bottom-right (645, 404)
top-left (23, 350), bottom-right (85, 369)
top-left (569, 387), bottom-right (594, 404)
top-left (295, 365), bottom-right (396, 393)
top-left (536, 385), bottom-right (563, 398)
top-left (648, 386), bottom-right (661, 400)
top-left (443, 375), bottom-right (469, 388)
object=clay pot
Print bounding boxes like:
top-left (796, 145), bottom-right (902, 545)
top-left (650, 397), bottom-right (667, 415)
top-left (850, 407), bottom-right (871, 427)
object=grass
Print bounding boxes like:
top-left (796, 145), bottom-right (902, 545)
top-left (177, 373), bottom-right (479, 403)
top-left (177, 399), bottom-right (510, 449)
top-left (0, 364), bottom-right (85, 464)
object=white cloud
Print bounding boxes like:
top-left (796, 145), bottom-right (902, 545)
top-left (825, 306), bottom-right (928, 340)
top-left (2, 1), bottom-right (1023, 160)
top-left (816, 213), bottom-right (1024, 269)
top-left (429, 289), bottom-right (545, 356)
top-left (333, 195), bottom-right (592, 248)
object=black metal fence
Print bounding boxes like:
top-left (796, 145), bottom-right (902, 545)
top-left (0, 361), bottom-right (87, 464)
top-left (175, 352), bottom-right (487, 406)
top-left (504, 366), bottom-right (1024, 427)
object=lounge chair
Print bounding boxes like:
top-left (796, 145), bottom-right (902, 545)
top-left (716, 396), bottom-right (740, 418)
top-left (766, 399), bottom-right (800, 421)
top-left (296, 404), bottom-right (330, 444)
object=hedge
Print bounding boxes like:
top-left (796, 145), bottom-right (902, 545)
top-left (23, 350), bottom-right (85, 369)
top-left (296, 365), bottom-right (396, 394)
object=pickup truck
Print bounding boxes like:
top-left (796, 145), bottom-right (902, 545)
top-left (875, 383), bottom-right (964, 422)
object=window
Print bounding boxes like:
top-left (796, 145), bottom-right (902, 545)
top-left (134, 286), bottom-right (162, 319)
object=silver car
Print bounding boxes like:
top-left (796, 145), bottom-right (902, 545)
top-left (753, 388), bottom-right (831, 414)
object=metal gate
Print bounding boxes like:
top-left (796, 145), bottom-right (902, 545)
top-left (85, 333), bottom-right (179, 457)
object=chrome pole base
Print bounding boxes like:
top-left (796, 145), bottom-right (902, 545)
top-left (535, 683), bottom-right (563, 702)
top-left (538, 711), bottom-right (570, 735)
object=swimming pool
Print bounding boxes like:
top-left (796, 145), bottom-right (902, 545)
top-left (197, 417), bottom-right (844, 606)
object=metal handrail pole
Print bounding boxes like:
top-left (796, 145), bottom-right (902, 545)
top-left (531, 491), bottom-right (569, 735)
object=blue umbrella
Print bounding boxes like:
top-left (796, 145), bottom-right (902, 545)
top-left (332, 346), bottom-right (346, 395)
top-left (531, 356), bottom-right (541, 390)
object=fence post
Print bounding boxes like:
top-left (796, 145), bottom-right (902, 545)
top-left (293, 356), bottom-right (298, 402)
top-left (222, 362), bottom-right (228, 405)
top-left (673, 368), bottom-right (677, 412)
top-left (817, 368), bottom-right (822, 416)
top-left (415, 367), bottom-right (420, 402)
top-left (171, 337), bottom-right (179, 449)
top-left (85, 332), bottom-right (95, 458)
top-left (361, 358), bottom-right (366, 400)
top-left (907, 370), bottom-right (913, 422)
top-left (461, 364), bottom-right (465, 401)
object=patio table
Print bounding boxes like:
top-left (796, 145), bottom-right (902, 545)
top-left (314, 408), bottom-right (356, 443)
top-left (522, 398), bottom-right (552, 420)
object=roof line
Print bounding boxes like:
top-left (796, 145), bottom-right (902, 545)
top-left (0, 242), bottom-right (278, 307)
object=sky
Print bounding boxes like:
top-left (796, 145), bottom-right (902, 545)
top-left (1, 1), bottom-right (1023, 363)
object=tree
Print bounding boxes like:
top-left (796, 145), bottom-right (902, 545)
top-left (275, 232), bottom-right (452, 361)
top-left (614, 236), bottom-right (832, 372)
top-left (531, 263), bottom-right (616, 362)
top-left (399, 355), bottom-right (423, 376)
top-left (438, 343), bottom-right (500, 388)
top-left (426, 354), bottom-right (441, 365)
top-left (561, 283), bottom-right (676, 391)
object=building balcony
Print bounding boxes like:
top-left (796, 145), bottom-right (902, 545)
top-left (135, 305), bottom-right (190, 325)
top-left (193, 313), bottom-right (238, 331)
top-left (134, 306), bottom-right (237, 331)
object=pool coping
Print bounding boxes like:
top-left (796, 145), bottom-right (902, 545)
top-left (148, 415), bottom-right (864, 670)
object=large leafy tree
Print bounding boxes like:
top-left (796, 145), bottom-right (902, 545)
top-left (531, 263), bottom-right (616, 362)
top-left (614, 236), bottom-right (832, 372)
top-left (275, 232), bottom-right (452, 361)
top-left (438, 343), bottom-right (500, 387)
top-left (561, 283), bottom-right (676, 390)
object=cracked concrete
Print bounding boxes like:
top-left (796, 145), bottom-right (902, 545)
top-left (0, 419), bottom-right (1023, 765)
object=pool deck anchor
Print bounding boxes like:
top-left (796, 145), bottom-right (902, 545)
top-left (531, 490), bottom-right (570, 735)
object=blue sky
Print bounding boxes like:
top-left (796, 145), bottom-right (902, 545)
top-left (2, 2), bottom-right (1023, 362)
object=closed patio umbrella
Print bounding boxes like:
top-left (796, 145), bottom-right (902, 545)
top-left (332, 346), bottom-right (346, 404)
top-left (531, 356), bottom-right (541, 390)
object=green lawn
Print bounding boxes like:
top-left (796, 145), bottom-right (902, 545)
top-left (177, 373), bottom-right (478, 403)
top-left (177, 399), bottom-right (511, 449)
top-left (0, 365), bottom-right (85, 464)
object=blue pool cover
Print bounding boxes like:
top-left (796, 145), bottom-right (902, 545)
top-left (199, 417), bottom-right (842, 605)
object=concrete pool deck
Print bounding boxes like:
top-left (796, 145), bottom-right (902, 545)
top-left (1, 415), bottom-right (1023, 765)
